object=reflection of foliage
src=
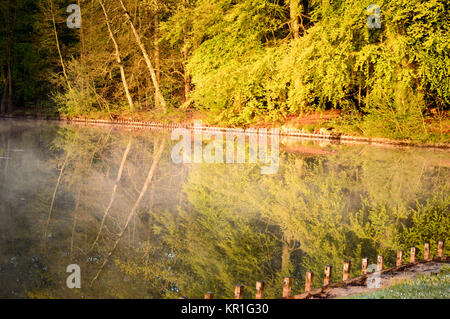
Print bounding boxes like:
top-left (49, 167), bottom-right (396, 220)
top-left (1, 123), bottom-right (448, 298)
top-left (164, 146), bottom-right (449, 297)
top-left (400, 191), bottom-right (449, 260)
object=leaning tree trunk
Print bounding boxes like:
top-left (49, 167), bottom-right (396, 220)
top-left (118, 0), bottom-right (167, 111)
top-left (89, 135), bottom-right (133, 252)
top-left (43, 152), bottom-right (69, 250)
top-left (154, 3), bottom-right (161, 108)
top-left (49, 0), bottom-right (72, 90)
top-left (183, 25), bottom-right (191, 104)
top-left (91, 138), bottom-right (166, 285)
top-left (98, 0), bottom-right (134, 112)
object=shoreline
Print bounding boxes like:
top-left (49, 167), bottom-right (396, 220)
top-left (1, 113), bottom-right (449, 150)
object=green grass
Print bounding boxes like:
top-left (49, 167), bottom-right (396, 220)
top-left (347, 265), bottom-right (450, 299)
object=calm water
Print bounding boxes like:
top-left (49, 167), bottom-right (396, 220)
top-left (0, 119), bottom-right (448, 298)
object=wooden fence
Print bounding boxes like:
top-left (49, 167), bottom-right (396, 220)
top-left (179, 240), bottom-right (448, 299)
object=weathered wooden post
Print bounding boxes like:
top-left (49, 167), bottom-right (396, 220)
top-left (396, 251), bottom-right (403, 266)
top-left (343, 260), bottom-right (351, 281)
top-left (234, 285), bottom-right (244, 299)
top-left (377, 255), bottom-right (384, 271)
top-left (424, 243), bottom-right (430, 260)
top-left (255, 281), bottom-right (265, 299)
top-left (361, 258), bottom-right (368, 275)
top-left (283, 278), bottom-right (293, 298)
top-left (305, 272), bottom-right (314, 292)
top-left (324, 266), bottom-right (332, 286)
top-left (410, 247), bottom-right (416, 263)
top-left (205, 292), bottom-right (214, 299)
top-left (438, 241), bottom-right (444, 258)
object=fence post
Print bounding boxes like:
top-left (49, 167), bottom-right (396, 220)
top-left (362, 258), bottom-right (368, 275)
top-left (205, 292), bottom-right (214, 299)
top-left (377, 255), bottom-right (384, 271)
top-left (438, 241), bottom-right (444, 258)
top-left (396, 251), bottom-right (403, 266)
top-left (410, 247), bottom-right (416, 264)
top-left (234, 285), bottom-right (244, 299)
top-left (324, 266), bottom-right (332, 286)
top-left (256, 281), bottom-right (265, 299)
top-left (424, 243), bottom-right (430, 260)
top-left (305, 272), bottom-right (314, 292)
top-left (283, 278), bottom-right (293, 298)
top-left (343, 260), bottom-right (351, 281)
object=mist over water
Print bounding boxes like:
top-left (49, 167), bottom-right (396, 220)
top-left (0, 119), bottom-right (448, 299)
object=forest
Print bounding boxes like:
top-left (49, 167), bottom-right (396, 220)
top-left (0, 0), bottom-right (449, 142)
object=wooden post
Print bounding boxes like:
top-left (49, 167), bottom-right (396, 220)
top-left (396, 251), bottom-right (403, 266)
top-left (305, 272), bottom-right (314, 292)
top-left (410, 247), bottom-right (416, 264)
top-left (205, 292), bottom-right (214, 299)
top-left (234, 285), bottom-right (244, 299)
top-left (324, 266), bottom-right (332, 286)
top-left (361, 258), bottom-right (368, 275)
top-left (283, 277), bottom-right (293, 298)
top-left (255, 281), bottom-right (265, 299)
top-left (343, 260), bottom-right (351, 281)
top-left (424, 243), bottom-right (430, 260)
top-left (438, 241), bottom-right (444, 258)
top-left (377, 255), bottom-right (384, 271)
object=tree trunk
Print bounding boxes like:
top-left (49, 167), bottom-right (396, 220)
top-left (118, 0), bottom-right (166, 111)
top-left (43, 152), bottom-right (69, 249)
top-left (49, 0), bottom-right (72, 90)
top-left (89, 135), bottom-right (133, 252)
top-left (77, 0), bottom-right (87, 95)
top-left (183, 25), bottom-right (191, 104)
top-left (6, 53), bottom-right (13, 113)
top-left (99, 0), bottom-right (134, 112)
top-left (289, 0), bottom-right (300, 39)
top-left (281, 237), bottom-right (293, 276)
top-left (154, 4), bottom-right (161, 108)
top-left (1, 78), bottom-right (7, 113)
top-left (70, 185), bottom-right (82, 260)
top-left (91, 138), bottom-right (166, 285)
top-left (4, 0), bottom-right (14, 112)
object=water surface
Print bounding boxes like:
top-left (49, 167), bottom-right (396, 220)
top-left (0, 119), bottom-right (448, 298)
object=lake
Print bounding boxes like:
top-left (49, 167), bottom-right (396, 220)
top-left (0, 119), bottom-right (448, 298)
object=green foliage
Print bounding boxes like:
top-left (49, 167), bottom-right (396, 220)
top-left (186, 0), bottom-right (449, 138)
top-left (52, 88), bottom-right (98, 118)
top-left (2, 0), bottom-right (448, 142)
top-left (400, 191), bottom-right (450, 259)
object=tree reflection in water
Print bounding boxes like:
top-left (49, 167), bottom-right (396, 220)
top-left (0, 120), bottom-right (448, 298)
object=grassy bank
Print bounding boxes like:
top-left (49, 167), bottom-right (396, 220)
top-left (347, 265), bottom-right (450, 299)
